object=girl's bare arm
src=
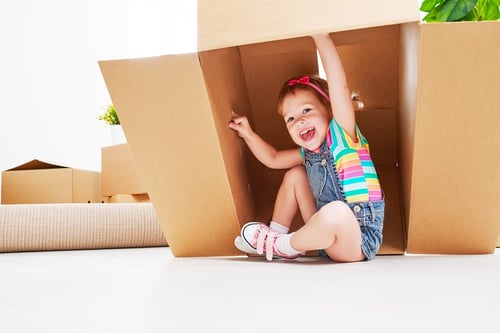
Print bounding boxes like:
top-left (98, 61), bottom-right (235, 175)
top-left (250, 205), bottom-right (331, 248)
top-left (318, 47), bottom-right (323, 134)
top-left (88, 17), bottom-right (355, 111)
top-left (229, 113), bottom-right (303, 169)
top-left (312, 34), bottom-right (356, 140)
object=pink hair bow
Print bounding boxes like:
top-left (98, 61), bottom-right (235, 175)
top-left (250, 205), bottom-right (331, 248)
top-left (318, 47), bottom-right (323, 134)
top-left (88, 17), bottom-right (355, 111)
top-left (288, 76), bottom-right (311, 86)
top-left (287, 76), bottom-right (330, 102)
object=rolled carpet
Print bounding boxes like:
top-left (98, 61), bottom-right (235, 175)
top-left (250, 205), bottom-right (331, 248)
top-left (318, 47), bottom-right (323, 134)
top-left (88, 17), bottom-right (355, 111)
top-left (0, 203), bottom-right (167, 252)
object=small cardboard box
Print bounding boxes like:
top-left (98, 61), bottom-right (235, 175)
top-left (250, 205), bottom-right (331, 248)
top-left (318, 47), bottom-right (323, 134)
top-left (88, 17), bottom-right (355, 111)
top-left (99, 1), bottom-right (500, 256)
top-left (101, 143), bottom-right (148, 197)
top-left (1, 160), bottom-right (102, 204)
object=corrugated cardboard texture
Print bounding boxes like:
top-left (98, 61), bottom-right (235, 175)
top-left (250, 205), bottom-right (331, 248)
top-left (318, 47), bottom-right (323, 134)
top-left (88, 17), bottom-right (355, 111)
top-left (197, 0), bottom-right (420, 51)
top-left (101, 144), bottom-right (148, 196)
top-left (406, 21), bottom-right (500, 254)
top-left (198, 47), bottom-right (255, 231)
top-left (99, 55), bottom-right (242, 257)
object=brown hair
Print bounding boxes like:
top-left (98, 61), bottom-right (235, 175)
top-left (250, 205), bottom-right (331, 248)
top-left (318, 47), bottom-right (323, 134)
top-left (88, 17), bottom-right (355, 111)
top-left (277, 75), bottom-right (331, 116)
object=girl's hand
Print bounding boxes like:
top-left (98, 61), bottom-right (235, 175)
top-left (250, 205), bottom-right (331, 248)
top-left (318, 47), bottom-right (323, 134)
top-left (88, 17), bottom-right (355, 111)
top-left (229, 111), bottom-right (254, 140)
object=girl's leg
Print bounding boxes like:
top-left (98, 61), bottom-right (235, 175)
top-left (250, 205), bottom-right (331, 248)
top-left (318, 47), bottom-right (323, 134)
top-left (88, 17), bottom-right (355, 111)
top-left (239, 168), bottom-right (363, 262)
top-left (271, 166), bottom-right (317, 229)
top-left (235, 166), bottom-right (315, 257)
top-left (290, 201), bottom-right (365, 262)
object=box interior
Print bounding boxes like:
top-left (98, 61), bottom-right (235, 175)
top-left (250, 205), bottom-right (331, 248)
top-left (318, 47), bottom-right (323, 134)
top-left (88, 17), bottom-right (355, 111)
top-left (200, 24), bottom-right (407, 254)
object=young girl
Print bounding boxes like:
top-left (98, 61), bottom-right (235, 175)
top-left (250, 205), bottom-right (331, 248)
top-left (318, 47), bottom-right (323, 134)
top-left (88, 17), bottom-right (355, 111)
top-left (229, 34), bottom-right (384, 262)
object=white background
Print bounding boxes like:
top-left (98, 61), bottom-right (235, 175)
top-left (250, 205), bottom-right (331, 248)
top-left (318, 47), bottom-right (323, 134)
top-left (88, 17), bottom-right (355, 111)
top-left (0, 0), bottom-right (196, 194)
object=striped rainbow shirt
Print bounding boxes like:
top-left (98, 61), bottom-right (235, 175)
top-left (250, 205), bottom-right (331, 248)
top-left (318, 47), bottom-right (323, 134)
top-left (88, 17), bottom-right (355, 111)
top-left (326, 118), bottom-right (382, 203)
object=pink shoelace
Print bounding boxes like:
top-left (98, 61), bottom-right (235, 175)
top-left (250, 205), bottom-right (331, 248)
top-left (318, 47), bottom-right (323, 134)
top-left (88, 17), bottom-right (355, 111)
top-left (253, 224), bottom-right (284, 261)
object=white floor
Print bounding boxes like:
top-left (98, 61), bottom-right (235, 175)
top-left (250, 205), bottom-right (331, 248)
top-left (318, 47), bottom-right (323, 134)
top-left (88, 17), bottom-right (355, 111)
top-left (0, 247), bottom-right (499, 333)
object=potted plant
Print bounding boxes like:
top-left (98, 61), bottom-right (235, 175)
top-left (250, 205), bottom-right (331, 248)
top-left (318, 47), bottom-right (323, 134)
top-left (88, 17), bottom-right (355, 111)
top-left (420, 0), bottom-right (499, 22)
top-left (99, 104), bottom-right (126, 144)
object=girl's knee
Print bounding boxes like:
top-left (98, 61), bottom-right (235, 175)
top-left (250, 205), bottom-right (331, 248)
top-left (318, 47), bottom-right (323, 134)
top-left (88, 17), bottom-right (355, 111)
top-left (284, 165), bottom-right (306, 180)
top-left (321, 200), bottom-right (350, 214)
top-left (282, 165), bottom-right (307, 186)
top-left (318, 201), bottom-right (353, 225)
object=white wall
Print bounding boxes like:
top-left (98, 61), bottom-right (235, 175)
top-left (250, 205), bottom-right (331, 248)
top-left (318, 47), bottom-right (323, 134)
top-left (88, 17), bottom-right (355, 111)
top-left (0, 0), bottom-right (196, 199)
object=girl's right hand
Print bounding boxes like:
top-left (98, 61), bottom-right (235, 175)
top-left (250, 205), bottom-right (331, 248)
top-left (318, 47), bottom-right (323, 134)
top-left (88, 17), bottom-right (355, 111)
top-left (229, 112), bottom-right (254, 140)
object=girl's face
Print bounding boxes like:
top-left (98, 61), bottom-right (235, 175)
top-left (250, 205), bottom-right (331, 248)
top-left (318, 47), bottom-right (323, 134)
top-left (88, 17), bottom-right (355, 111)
top-left (281, 89), bottom-right (331, 151)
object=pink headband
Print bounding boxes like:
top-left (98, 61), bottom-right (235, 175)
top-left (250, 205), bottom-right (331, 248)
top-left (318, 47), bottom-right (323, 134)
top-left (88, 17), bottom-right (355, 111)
top-left (287, 76), bottom-right (330, 102)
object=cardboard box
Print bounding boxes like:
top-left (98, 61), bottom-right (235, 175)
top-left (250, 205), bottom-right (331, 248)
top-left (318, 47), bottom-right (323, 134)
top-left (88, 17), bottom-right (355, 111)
top-left (2, 160), bottom-right (102, 204)
top-left (99, 2), bottom-right (500, 256)
top-left (400, 21), bottom-right (500, 254)
top-left (101, 143), bottom-right (148, 197)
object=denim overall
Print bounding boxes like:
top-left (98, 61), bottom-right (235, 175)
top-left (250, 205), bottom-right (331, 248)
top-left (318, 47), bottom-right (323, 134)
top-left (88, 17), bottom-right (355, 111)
top-left (302, 142), bottom-right (385, 260)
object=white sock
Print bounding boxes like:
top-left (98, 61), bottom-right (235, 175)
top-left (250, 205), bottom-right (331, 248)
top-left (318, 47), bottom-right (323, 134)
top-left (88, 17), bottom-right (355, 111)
top-left (269, 221), bottom-right (289, 234)
top-left (276, 233), bottom-right (303, 256)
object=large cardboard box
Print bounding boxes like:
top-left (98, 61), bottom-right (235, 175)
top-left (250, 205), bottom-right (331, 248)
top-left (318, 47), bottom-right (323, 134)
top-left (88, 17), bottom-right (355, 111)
top-left (99, 1), bottom-right (500, 256)
top-left (101, 143), bottom-right (148, 197)
top-left (1, 160), bottom-right (102, 204)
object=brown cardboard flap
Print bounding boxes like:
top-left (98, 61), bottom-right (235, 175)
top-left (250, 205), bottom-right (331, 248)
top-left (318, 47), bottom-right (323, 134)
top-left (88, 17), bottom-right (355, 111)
top-left (199, 47), bottom-right (255, 230)
top-left (197, 0), bottom-right (420, 51)
top-left (99, 54), bottom-right (243, 257)
top-left (406, 21), bottom-right (500, 254)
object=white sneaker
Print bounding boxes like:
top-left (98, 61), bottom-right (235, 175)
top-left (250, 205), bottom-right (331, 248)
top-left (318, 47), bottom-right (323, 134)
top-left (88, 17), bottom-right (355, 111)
top-left (234, 235), bottom-right (260, 255)
top-left (240, 222), bottom-right (301, 261)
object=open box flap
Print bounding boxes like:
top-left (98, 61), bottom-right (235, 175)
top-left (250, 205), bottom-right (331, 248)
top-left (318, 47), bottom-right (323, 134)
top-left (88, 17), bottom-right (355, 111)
top-left (407, 21), bottom-right (500, 254)
top-left (99, 54), bottom-right (244, 257)
top-left (5, 159), bottom-right (67, 171)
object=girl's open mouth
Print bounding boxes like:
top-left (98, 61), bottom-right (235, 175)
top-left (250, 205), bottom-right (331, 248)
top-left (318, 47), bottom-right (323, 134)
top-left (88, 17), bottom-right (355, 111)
top-left (300, 127), bottom-right (315, 141)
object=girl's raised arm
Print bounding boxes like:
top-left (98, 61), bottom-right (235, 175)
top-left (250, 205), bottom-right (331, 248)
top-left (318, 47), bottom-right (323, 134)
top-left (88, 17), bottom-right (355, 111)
top-left (312, 34), bottom-right (356, 140)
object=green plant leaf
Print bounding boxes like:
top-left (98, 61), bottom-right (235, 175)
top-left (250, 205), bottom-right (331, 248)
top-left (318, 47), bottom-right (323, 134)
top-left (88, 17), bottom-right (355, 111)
top-left (420, 0), bottom-right (445, 12)
top-left (438, 0), bottom-right (478, 21)
top-left (422, 10), bottom-right (440, 22)
top-left (479, 0), bottom-right (500, 20)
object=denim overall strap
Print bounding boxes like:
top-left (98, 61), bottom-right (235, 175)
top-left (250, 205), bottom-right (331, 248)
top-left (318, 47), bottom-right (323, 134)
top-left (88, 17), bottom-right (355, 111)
top-left (302, 142), bottom-right (346, 210)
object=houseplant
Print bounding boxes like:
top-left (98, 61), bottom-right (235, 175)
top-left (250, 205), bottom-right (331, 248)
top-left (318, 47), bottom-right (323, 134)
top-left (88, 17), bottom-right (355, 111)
top-left (99, 104), bottom-right (126, 144)
top-left (99, 104), bottom-right (120, 126)
top-left (420, 0), bottom-right (500, 22)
